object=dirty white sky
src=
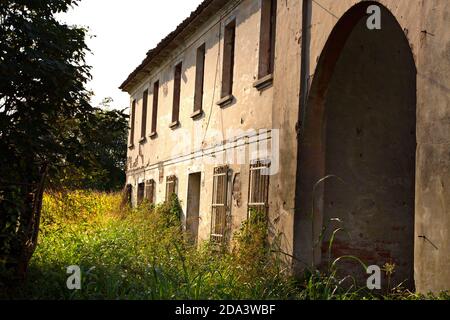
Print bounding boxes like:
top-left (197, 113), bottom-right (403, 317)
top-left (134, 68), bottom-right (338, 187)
top-left (61, 0), bottom-right (204, 110)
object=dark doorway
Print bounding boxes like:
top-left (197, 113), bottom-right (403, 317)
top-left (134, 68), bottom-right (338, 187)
top-left (295, 3), bottom-right (416, 288)
top-left (186, 173), bottom-right (201, 245)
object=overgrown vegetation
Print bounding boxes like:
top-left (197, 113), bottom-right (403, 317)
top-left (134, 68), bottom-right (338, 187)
top-left (2, 192), bottom-right (448, 300)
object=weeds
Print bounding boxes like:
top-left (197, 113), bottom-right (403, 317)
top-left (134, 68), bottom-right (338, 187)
top-left (2, 191), bottom-right (447, 300)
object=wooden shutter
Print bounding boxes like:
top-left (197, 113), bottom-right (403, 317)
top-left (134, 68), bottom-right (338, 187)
top-left (129, 100), bottom-right (136, 145)
top-left (137, 182), bottom-right (145, 206)
top-left (221, 20), bottom-right (236, 98)
top-left (145, 179), bottom-right (156, 204)
top-left (258, 0), bottom-right (277, 78)
top-left (194, 44), bottom-right (206, 113)
top-left (172, 63), bottom-right (182, 124)
top-left (151, 81), bottom-right (159, 135)
top-left (141, 90), bottom-right (148, 139)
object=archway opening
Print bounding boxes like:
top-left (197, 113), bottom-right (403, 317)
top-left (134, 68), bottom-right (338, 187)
top-left (295, 3), bottom-right (417, 288)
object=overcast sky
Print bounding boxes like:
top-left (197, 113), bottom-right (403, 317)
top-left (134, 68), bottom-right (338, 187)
top-left (61, 0), bottom-right (204, 110)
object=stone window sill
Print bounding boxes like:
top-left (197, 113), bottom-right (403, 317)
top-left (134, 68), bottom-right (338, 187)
top-left (191, 109), bottom-right (204, 120)
top-left (216, 94), bottom-right (234, 108)
top-left (253, 74), bottom-right (273, 91)
top-left (139, 137), bottom-right (147, 144)
top-left (169, 120), bottom-right (180, 130)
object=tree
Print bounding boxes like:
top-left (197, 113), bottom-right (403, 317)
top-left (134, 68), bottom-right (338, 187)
top-left (49, 98), bottom-right (129, 191)
top-left (0, 0), bottom-right (93, 283)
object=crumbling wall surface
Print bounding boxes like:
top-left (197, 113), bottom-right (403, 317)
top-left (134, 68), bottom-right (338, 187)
top-left (269, 0), bottom-right (303, 267)
top-left (414, 0), bottom-right (450, 294)
top-left (274, 0), bottom-right (450, 293)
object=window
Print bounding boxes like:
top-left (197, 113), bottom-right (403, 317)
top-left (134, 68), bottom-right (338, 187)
top-left (141, 90), bottom-right (148, 141)
top-left (129, 99), bottom-right (136, 147)
top-left (145, 179), bottom-right (156, 205)
top-left (137, 182), bottom-right (145, 206)
top-left (193, 44), bottom-right (206, 118)
top-left (255, 0), bottom-right (277, 89)
top-left (124, 184), bottom-right (132, 206)
top-left (211, 166), bottom-right (230, 243)
top-left (165, 175), bottom-right (178, 201)
top-left (171, 62), bottom-right (182, 128)
top-left (218, 20), bottom-right (236, 107)
top-left (150, 81), bottom-right (159, 137)
top-left (248, 160), bottom-right (271, 216)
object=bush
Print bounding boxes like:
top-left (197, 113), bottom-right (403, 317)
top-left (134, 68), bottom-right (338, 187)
top-left (3, 191), bottom-right (447, 300)
top-left (3, 191), bottom-right (297, 300)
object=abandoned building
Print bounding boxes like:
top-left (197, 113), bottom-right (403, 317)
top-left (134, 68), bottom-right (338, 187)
top-left (120, 0), bottom-right (450, 293)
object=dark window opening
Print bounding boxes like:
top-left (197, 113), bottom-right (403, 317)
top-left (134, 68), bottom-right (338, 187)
top-left (137, 182), bottom-right (145, 206)
top-left (171, 62), bottom-right (182, 126)
top-left (248, 160), bottom-right (271, 217)
top-left (125, 184), bottom-right (132, 206)
top-left (258, 0), bottom-right (277, 79)
top-left (141, 90), bottom-right (148, 140)
top-left (129, 100), bottom-right (136, 146)
top-left (145, 179), bottom-right (156, 205)
top-left (211, 166), bottom-right (229, 243)
top-left (220, 20), bottom-right (236, 100)
top-left (193, 44), bottom-right (206, 116)
top-left (151, 81), bottom-right (159, 137)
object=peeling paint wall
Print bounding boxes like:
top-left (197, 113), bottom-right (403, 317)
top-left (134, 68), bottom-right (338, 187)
top-left (126, 0), bottom-right (275, 243)
top-left (124, 0), bottom-right (450, 293)
top-left (271, 0), bottom-right (449, 293)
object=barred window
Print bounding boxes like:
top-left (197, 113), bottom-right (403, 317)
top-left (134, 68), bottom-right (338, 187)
top-left (165, 175), bottom-right (178, 201)
top-left (248, 160), bottom-right (271, 217)
top-left (145, 179), bottom-right (156, 205)
top-left (137, 182), bottom-right (145, 206)
top-left (211, 166), bottom-right (230, 243)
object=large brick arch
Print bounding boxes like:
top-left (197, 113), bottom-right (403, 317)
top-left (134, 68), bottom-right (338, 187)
top-left (294, 1), bottom-right (417, 288)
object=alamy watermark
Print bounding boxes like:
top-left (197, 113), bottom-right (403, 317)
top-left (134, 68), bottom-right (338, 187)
top-left (367, 5), bottom-right (382, 30)
top-left (66, 265), bottom-right (81, 290)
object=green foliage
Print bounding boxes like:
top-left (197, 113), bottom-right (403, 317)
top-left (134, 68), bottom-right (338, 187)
top-left (2, 192), bottom-right (448, 300)
top-left (0, 1), bottom-right (128, 279)
top-left (4, 192), bottom-right (298, 300)
top-left (0, 0), bottom-right (93, 276)
top-left (48, 104), bottom-right (129, 191)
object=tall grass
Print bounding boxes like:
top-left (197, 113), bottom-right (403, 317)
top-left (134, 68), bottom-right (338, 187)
top-left (3, 191), bottom-right (448, 300)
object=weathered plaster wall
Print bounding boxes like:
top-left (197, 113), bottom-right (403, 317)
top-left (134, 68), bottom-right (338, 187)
top-left (126, 0), bottom-right (275, 243)
top-left (414, 0), bottom-right (450, 294)
top-left (272, 0), bottom-right (449, 292)
top-left (123, 0), bottom-right (449, 293)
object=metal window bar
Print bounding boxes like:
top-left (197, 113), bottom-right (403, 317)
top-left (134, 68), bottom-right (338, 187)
top-left (165, 175), bottom-right (177, 201)
top-left (248, 160), bottom-right (271, 218)
top-left (211, 166), bottom-right (229, 243)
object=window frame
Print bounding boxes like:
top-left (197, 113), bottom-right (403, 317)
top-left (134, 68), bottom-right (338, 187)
top-left (210, 165), bottom-right (230, 243)
top-left (171, 62), bottom-right (183, 129)
top-left (217, 19), bottom-right (236, 108)
top-left (254, 0), bottom-right (277, 90)
top-left (140, 89), bottom-right (148, 143)
top-left (165, 175), bottom-right (178, 201)
top-left (192, 43), bottom-right (206, 119)
top-left (247, 160), bottom-right (271, 218)
top-left (129, 99), bottom-right (136, 148)
top-left (150, 80), bottom-right (160, 139)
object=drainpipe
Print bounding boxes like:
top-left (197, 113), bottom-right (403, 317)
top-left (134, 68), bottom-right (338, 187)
top-left (294, 0), bottom-right (313, 270)
top-left (299, 0), bottom-right (312, 136)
